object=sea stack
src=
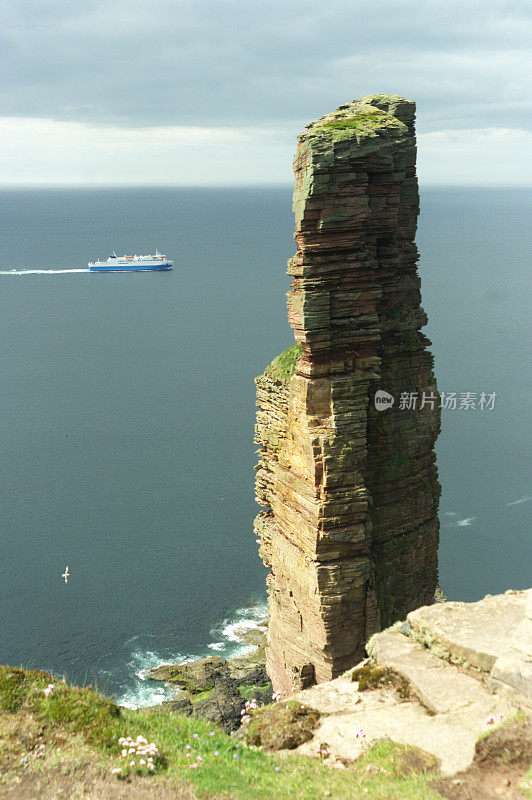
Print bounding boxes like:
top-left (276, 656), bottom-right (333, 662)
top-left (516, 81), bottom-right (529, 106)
top-left (254, 94), bottom-right (441, 694)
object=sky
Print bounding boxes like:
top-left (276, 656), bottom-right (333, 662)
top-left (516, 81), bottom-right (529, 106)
top-left (1, 0), bottom-right (531, 186)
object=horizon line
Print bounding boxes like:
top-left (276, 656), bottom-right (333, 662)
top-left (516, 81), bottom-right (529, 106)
top-left (0, 182), bottom-right (531, 190)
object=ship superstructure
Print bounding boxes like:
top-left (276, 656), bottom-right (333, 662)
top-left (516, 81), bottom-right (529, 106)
top-left (88, 251), bottom-right (172, 272)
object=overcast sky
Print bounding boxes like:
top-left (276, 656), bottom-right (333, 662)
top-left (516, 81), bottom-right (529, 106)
top-left (1, 0), bottom-right (531, 186)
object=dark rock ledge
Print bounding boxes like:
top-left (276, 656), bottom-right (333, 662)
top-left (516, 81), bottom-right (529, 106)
top-left (146, 625), bottom-right (272, 732)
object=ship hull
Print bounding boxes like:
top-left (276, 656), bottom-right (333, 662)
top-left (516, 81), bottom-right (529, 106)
top-left (88, 263), bottom-right (172, 272)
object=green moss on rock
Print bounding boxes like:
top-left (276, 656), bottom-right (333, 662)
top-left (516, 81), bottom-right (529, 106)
top-left (352, 663), bottom-right (389, 690)
top-left (239, 682), bottom-right (272, 703)
top-left (243, 700), bottom-right (320, 750)
top-left (352, 664), bottom-right (412, 700)
top-left (311, 103), bottom-right (408, 140)
top-left (263, 342), bottom-right (302, 383)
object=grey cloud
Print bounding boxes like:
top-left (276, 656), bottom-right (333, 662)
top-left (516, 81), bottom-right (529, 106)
top-left (0, 0), bottom-right (531, 131)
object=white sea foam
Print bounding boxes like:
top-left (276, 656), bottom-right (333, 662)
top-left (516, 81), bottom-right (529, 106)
top-left (207, 642), bottom-right (226, 652)
top-left (507, 495), bottom-right (532, 507)
top-left (442, 511), bottom-right (458, 517)
top-left (222, 619), bottom-right (261, 642)
top-left (113, 601), bottom-right (268, 710)
top-left (208, 601), bottom-right (268, 658)
top-left (456, 516), bottom-right (477, 527)
top-left (0, 268), bottom-right (88, 275)
top-left (112, 647), bottom-right (191, 710)
top-left (118, 681), bottom-right (170, 710)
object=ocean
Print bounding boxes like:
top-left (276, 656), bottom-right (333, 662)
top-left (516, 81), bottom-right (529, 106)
top-left (0, 186), bottom-right (530, 707)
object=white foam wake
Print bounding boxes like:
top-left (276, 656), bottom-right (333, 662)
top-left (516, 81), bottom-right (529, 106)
top-left (0, 268), bottom-right (88, 275)
top-left (507, 495), bottom-right (532, 507)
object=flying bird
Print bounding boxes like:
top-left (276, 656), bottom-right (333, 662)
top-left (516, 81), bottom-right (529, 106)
top-left (62, 566), bottom-right (69, 584)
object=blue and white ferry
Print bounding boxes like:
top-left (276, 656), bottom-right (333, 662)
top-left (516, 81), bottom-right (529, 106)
top-left (88, 250), bottom-right (172, 272)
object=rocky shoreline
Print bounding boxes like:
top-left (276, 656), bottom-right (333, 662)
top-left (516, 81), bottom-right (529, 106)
top-left (145, 588), bottom-right (446, 731)
top-left (147, 589), bottom-right (531, 776)
top-left (147, 624), bottom-right (272, 732)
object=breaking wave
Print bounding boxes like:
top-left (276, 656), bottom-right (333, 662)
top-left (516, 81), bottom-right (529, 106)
top-left (455, 517), bottom-right (477, 527)
top-left (111, 601), bottom-right (268, 710)
top-left (112, 648), bottom-right (192, 710)
top-left (208, 602), bottom-right (268, 657)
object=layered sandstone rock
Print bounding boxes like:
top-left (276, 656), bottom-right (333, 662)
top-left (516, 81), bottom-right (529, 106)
top-left (255, 94), bottom-right (441, 694)
top-left (292, 591), bottom-right (528, 776)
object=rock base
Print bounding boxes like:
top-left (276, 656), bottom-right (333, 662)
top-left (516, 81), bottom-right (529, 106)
top-left (147, 628), bottom-right (271, 732)
top-left (286, 590), bottom-right (531, 775)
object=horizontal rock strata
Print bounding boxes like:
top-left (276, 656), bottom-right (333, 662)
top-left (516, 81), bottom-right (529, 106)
top-left (255, 94), bottom-right (441, 693)
top-left (292, 591), bottom-right (527, 776)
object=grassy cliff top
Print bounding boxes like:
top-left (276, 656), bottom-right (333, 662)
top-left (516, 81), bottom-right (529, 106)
top-left (2, 664), bottom-right (529, 799)
top-left (0, 663), bottom-right (459, 800)
top-left (300, 94), bottom-right (413, 143)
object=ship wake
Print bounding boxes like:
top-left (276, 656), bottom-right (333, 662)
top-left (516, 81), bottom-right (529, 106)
top-left (0, 268), bottom-right (88, 275)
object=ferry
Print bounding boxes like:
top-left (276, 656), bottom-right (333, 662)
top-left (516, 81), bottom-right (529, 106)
top-left (88, 250), bottom-right (172, 272)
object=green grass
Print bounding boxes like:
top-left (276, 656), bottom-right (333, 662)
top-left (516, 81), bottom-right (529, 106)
top-left (314, 109), bottom-right (407, 139)
top-left (0, 666), bottom-right (121, 751)
top-left (126, 709), bottom-right (443, 800)
top-left (319, 111), bottom-right (387, 131)
top-left (0, 665), bottom-right (444, 799)
top-left (263, 342), bottom-right (302, 383)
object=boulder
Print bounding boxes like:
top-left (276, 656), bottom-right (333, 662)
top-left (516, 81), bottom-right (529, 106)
top-left (149, 656), bottom-right (228, 693)
top-left (242, 701), bottom-right (320, 750)
top-left (192, 682), bottom-right (246, 733)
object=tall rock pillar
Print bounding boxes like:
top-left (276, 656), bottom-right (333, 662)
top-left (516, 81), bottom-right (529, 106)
top-left (255, 95), bottom-right (441, 694)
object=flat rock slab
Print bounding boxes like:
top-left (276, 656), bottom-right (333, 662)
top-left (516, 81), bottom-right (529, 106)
top-left (297, 699), bottom-right (483, 775)
top-left (368, 629), bottom-right (492, 714)
top-left (286, 591), bottom-right (532, 776)
top-left (292, 657), bottom-right (515, 775)
top-left (491, 591), bottom-right (532, 704)
top-left (407, 590), bottom-right (529, 673)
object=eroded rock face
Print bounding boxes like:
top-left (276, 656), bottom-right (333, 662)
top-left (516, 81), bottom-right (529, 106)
top-left (255, 94), bottom-right (441, 693)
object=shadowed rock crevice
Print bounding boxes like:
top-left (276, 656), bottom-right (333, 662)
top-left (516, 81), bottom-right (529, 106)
top-left (254, 94), bottom-right (441, 693)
